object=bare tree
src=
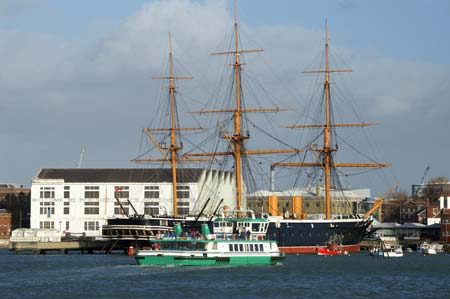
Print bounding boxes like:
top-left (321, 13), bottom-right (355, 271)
top-left (422, 176), bottom-right (450, 201)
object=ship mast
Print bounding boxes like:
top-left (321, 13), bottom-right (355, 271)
top-left (273, 21), bottom-right (389, 220)
top-left (184, 0), bottom-right (301, 212)
top-left (133, 33), bottom-right (207, 217)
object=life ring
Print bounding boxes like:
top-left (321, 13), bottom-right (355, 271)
top-left (257, 235), bottom-right (263, 240)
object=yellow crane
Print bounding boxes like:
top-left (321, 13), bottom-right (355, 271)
top-left (363, 184), bottom-right (399, 221)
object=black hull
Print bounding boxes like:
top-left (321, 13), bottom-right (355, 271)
top-left (267, 218), bottom-right (372, 253)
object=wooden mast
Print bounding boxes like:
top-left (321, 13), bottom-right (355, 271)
top-left (273, 21), bottom-right (389, 220)
top-left (185, 0), bottom-right (302, 212)
top-left (132, 33), bottom-right (206, 217)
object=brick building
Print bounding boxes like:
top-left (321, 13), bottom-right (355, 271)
top-left (0, 209), bottom-right (12, 239)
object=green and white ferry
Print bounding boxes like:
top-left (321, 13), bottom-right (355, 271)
top-left (135, 211), bottom-right (285, 266)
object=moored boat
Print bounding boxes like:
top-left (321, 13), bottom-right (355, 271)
top-left (370, 240), bottom-right (403, 258)
top-left (382, 245), bottom-right (403, 258)
top-left (418, 242), bottom-right (442, 255)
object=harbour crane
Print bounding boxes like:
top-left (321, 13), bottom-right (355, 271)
top-left (363, 184), bottom-right (399, 222)
top-left (413, 166), bottom-right (430, 197)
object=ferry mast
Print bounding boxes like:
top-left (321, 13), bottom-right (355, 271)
top-left (273, 21), bottom-right (389, 220)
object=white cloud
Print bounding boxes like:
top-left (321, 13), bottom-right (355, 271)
top-left (0, 0), bottom-right (449, 192)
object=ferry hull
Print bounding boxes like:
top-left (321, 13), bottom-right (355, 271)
top-left (135, 255), bottom-right (284, 266)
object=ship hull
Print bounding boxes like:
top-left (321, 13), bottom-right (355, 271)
top-left (267, 218), bottom-right (371, 254)
top-left (103, 217), bottom-right (371, 254)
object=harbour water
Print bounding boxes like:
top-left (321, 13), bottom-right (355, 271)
top-left (0, 250), bottom-right (448, 299)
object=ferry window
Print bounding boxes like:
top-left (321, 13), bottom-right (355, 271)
top-left (252, 223), bottom-right (260, 232)
top-left (259, 244), bottom-right (264, 251)
top-left (250, 244), bottom-right (254, 251)
top-left (229, 244), bottom-right (233, 251)
top-left (234, 244), bottom-right (239, 251)
top-left (255, 244), bottom-right (259, 252)
top-left (239, 244), bottom-right (244, 251)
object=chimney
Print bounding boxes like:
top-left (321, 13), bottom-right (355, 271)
top-left (268, 196), bottom-right (279, 216)
top-left (440, 196), bottom-right (445, 209)
top-left (292, 196), bottom-right (302, 219)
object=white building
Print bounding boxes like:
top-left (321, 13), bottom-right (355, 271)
top-left (31, 168), bottom-right (235, 237)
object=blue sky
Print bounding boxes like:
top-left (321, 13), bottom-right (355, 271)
top-left (2, 0), bottom-right (449, 64)
top-left (0, 0), bottom-right (449, 195)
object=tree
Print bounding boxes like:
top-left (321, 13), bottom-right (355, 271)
top-left (381, 191), bottom-right (409, 223)
top-left (422, 176), bottom-right (450, 201)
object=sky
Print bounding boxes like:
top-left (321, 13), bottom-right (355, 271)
top-left (0, 0), bottom-right (449, 196)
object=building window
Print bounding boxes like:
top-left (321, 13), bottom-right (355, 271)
top-left (40, 202), bottom-right (55, 216)
top-left (84, 221), bottom-right (99, 231)
top-left (64, 186), bottom-right (70, 199)
top-left (114, 186), bottom-right (129, 198)
top-left (114, 201), bottom-right (129, 215)
top-left (144, 201), bottom-right (159, 215)
top-left (85, 186), bottom-right (99, 199)
top-left (40, 221), bottom-right (54, 229)
top-left (316, 202), bottom-right (320, 208)
top-left (63, 202), bottom-right (70, 215)
top-left (177, 201), bottom-right (190, 215)
top-left (40, 187), bottom-right (55, 199)
top-left (177, 185), bottom-right (190, 199)
top-left (65, 221), bottom-right (70, 231)
top-left (306, 202), bottom-right (310, 208)
top-left (144, 186), bottom-right (159, 199)
top-left (84, 201), bottom-right (99, 215)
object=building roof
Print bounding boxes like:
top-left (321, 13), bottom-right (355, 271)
top-left (34, 168), bottom-right (207, 183)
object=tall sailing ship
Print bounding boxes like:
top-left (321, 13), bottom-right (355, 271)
top-left (103, 1), bottom-right (389, 254)
top-left (264, 21), bottom-right (389, 253)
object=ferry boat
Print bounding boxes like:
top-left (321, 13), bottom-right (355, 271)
top-left (135, 212), bottom-right (285, 266)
